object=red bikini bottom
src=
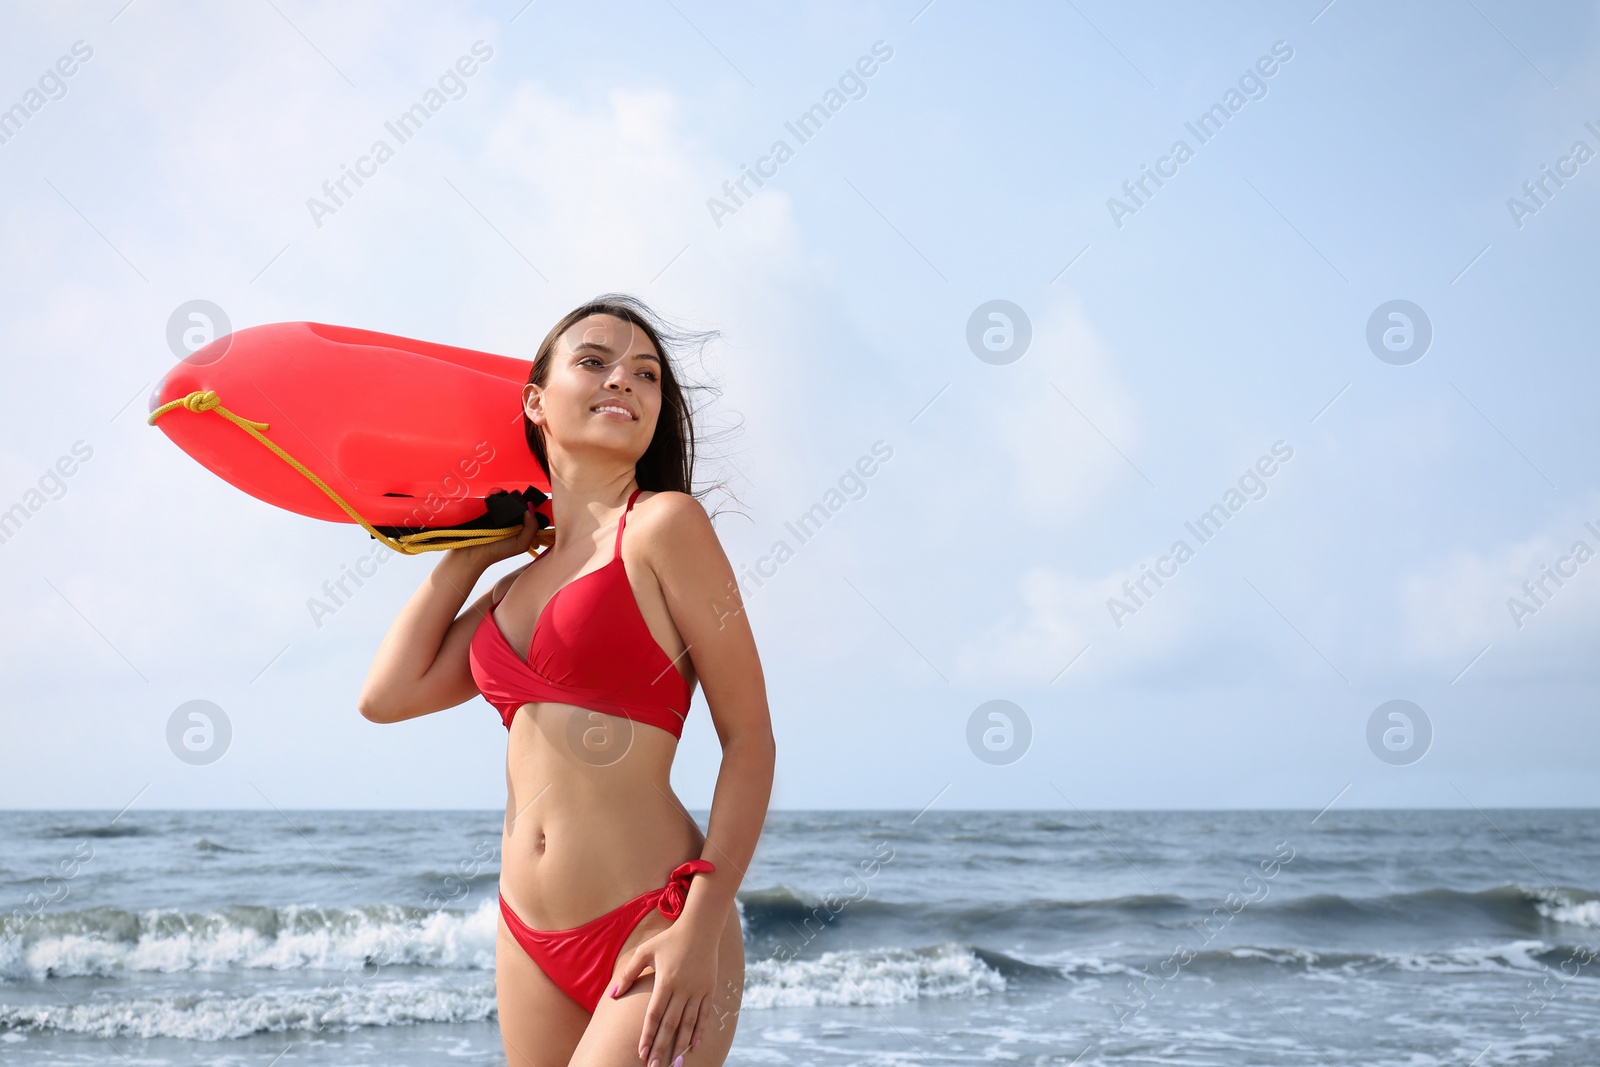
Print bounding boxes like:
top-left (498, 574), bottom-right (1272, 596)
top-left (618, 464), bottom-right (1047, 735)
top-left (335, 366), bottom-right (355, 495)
top-left (498, 858), bottom-right (715, 1013)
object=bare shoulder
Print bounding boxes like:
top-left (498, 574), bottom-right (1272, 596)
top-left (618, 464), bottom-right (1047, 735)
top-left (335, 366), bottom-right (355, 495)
top-left (633, 490), bottom-right (713, 532)
top-left (631, 491), bottom-right (723, 560)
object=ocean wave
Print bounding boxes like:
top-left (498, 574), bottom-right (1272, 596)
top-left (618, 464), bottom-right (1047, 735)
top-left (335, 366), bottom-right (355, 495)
top-left (41, 824), bottom-right (146, 839)
top-left (6, 882), bottom-right (1593, 986)
top-left (737, 882), bottom-right (1600, 938)
top-left (742, 943), bottom-right (1005, 1008)
top-left (1530, 886), bottom-right (1600, 928)
top-left (0, 945), bottom-right (1007, 1039)
top-left (1057, 939), bottom-right (1596, 980)
top-left (0, 978), bottom-right (496, 1040)
top-left (1271, 884), bottom-right (1600, 929)
top-left (192, 837), bottom-right (248, 853)
top-left (737, 888), bottom-right (1187, 929)
top-left (0, 899), bottom-right (499, 979)
top-left (2, 936), bottom-right (1592, 1040)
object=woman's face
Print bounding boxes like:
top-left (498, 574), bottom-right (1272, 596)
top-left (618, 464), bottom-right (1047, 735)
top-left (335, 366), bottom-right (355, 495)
top-left (526, 313), bottom-right (663, 465)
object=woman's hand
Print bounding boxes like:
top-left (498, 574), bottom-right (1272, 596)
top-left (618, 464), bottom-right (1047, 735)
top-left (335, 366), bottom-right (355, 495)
top-left (610, 919), bottom-right (719, 1066)
top-left (445, 501), bottom-right (544, 571)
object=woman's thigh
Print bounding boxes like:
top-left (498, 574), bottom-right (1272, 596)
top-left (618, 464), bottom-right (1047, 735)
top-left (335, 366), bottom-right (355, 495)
top-left (567, 906), bottom-right (746, 1067)
top-left (496, 914), bottom-right (594, 1067)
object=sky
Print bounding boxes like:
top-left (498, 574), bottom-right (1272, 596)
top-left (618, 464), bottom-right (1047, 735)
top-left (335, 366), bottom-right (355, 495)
top-left (1, 0), bottom-right (1598, 811)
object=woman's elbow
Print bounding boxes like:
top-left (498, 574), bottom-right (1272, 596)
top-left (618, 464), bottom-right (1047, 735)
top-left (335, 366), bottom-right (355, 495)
top-left (728, 727), bottom-right (776, 764)
top-left (357, 689), bottom-right (403, 723)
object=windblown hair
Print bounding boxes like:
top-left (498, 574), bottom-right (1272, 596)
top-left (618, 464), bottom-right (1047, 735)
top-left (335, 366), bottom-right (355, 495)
top-left (523, 294), bottom-right (721, 499)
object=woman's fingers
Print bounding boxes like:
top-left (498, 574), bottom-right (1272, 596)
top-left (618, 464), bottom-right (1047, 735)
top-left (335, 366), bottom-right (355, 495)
top-left (513, 507), bottom-right (540, 554)
top-left (611, 945), bottom-right (650, 1002)
top-left (636, 985), bottom-right (663, 1059)
top-left (671, 999), bottom-right (701, 1065)
top-left (642, 991), bottom-right (685, 1066)
top-left (448, 505), bottom-right (538, 568)
top-left (688, 994), bottom-right (709, 1052)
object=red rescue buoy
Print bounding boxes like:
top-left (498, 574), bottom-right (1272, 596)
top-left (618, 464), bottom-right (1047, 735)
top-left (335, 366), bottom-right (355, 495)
top-left (148, 321), bottom-right (552, 553)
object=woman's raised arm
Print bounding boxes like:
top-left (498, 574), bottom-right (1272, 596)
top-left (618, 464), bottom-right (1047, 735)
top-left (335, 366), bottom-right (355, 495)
top-left (357, 507), bottom-right (540, 723)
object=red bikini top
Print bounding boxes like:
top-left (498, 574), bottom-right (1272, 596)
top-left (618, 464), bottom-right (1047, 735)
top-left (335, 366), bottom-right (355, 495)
top-left (468, 489), bottom-right (694, 739)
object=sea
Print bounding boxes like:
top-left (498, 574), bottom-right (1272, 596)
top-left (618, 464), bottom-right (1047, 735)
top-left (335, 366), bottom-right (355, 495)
top-left (1, 808), bottom-right (1596, 1065)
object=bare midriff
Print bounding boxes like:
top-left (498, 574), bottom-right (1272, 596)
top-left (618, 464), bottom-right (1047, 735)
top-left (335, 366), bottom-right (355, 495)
top-left (499, 699), bottom-right (703, 932)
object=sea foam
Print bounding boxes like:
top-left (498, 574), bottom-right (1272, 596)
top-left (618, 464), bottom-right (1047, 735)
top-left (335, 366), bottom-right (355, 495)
top-left (0, 943), bottom-right (1008, 1039)
top-left (741, 943), bottom-right (1005, 1008)
top-left (0, 898), bottom-right (500, 980)
top-left (0, 979), bottom-right (496, 1041)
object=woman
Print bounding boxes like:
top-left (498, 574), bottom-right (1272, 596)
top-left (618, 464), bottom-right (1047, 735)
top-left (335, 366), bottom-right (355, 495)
top-left (357, 295), bottom-right (774, 1067)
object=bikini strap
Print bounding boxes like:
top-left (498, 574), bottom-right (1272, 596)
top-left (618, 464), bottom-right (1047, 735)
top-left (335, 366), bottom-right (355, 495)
top-left (656, 858), bottom-right (715, 919)
top-left (613, 488), bottom-right (642, 559)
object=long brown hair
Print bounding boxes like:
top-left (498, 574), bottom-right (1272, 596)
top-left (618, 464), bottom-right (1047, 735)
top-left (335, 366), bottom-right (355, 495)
top-left (524, 294), bottom-right (718, 497)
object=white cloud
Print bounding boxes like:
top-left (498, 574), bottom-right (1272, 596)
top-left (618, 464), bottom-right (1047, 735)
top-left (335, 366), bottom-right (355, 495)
top-left (994, 293), bottom-right (1143, 527)
top-left (954, 551), bottom-right (1205, 686)
top-left (1398, 504), bottom-right (1600, 671)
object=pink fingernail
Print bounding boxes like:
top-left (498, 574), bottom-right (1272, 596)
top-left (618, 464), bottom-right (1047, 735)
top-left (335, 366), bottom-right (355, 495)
top-left (673, 1056), bottom-right (684, 1067)
top-left (608, 982), bottom-right (617, 998)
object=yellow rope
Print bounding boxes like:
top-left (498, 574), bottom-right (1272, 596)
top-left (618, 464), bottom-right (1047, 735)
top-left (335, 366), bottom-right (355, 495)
top-left (148, 389), bottom-right (544, 555)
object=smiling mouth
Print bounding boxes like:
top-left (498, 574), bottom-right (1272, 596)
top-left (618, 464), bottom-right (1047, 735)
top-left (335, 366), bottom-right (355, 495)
top-left (591, 403), bottom-right (637, 421)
